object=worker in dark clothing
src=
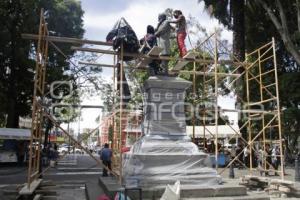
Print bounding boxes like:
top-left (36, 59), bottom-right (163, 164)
top-left (100, 143), bottom-right (112, 177)
top-left (140, 25), bottom-right (159, 75)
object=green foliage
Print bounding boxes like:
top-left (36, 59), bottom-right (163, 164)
top-left (101, 83), bottom-right (115, 112)
top-left (0, 0), bottom-right (85, 127)
top-left (199, 0), bottom-right (300, 151)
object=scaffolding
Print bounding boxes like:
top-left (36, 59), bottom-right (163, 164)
top-left (23, 9), bottom-right (284, 191)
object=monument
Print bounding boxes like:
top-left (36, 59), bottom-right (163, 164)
top-left (123, 76), bottom-right (221, 187)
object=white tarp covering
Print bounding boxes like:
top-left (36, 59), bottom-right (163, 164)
top-left (0, 128), bottom-right (31, 140)
top-left (186, 125), bottom-right (240, 139)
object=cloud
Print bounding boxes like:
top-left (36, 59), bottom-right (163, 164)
top-left (76, 0), bottom-right (236, 128)
top-left (82, 0), bottom-right (232, 41)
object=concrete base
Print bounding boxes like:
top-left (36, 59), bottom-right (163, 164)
top-left (19, 179), bottom-right (42, 195)
top-left (123, 135), bottom-right (221, 187)
top-left (98, 176), bottom-right (268, 200)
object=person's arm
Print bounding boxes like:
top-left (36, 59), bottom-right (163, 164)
top-left (169, 15), bottom-right (184, 24)
top-left (100, 150), bottom-right (103, 160)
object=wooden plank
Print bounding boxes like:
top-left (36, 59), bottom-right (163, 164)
top-left (72, 46), bottom-right (246, 66)
top-left (19, 179), bottom-right (42, 195)
top-left (33, 194), bottom-right (42, 200)
top-left (172, 52), bottom-right (197, 71)
top-left (183, 51), bottom-right (197, 59)
top-left (136, 58), bottom-right (150, 69)
top-left (22, 34), bottom-right (112, 46)
top-left (173, 61), bottom-right (189, 71)
top-left (78, 62), bottom-right (116, 68)
top-left (148, 46), bottom-right (163, 56)
top-left (136, 47), bottom-right (163, 68)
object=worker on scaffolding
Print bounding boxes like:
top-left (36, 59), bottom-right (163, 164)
top-left (155, 13), bottom-right (172, 75)
top-left (140, 25), bottom-right (160, 75)
top-left (169, 10), bottom-right (187, 58)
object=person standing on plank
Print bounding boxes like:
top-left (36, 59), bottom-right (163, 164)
top-left (140, 25), bottom-right (159, 75)
top-left (170, 10), bottom-right (187, 57)
top-left (155, 13), bottom-right (172, 75)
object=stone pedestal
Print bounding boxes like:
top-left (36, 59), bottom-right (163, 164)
top-left (123, 76), bottom-right (221, 187)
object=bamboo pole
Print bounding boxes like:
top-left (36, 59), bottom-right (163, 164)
top-left (27, 9), bottom-right (44, 188)
top-left (257, 49), bottom-right (267, 172)
top-left (112, 54), bottom-right (116, 153)
top-left (272, 37), bottom-right (285, 180)
top-left (203, 64), bottom-right (207, 150)
top-left (192, 60), bottom-right (196, 143)
top-left (245, 52), bottom-right (253, 174)
top-left (214, 31), bottom-right (219, 170)
top-left (119, 42), bottom-right (124, 184)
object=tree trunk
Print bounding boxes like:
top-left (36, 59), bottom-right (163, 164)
top-left (6, 3), bottom-right (19, 128)
top-left (6, 98), bottom-right (19, 128)
top-left (231, 0), bottom-right (247, 139)
top-left (232, 0), bottom-right (245, 63)
top-left (44, 120), bottom-right (52, 147)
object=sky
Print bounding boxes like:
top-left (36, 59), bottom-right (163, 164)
top-left (63, 0), bottom-right (237, 134)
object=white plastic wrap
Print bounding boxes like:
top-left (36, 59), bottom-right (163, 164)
top-left (123, 135), bottom-right (221, 187)
top-left (122, 76), bottom-right (221, 187)
top-left (160, 181), bottom-right (180, 200)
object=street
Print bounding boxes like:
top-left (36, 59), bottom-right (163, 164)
top-left (0, 155), bottom-right (298, 200)
top-left (0, 154), bottom-right (105, 200)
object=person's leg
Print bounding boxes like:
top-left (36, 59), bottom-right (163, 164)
top-left (108, 161), bottom-right (112, 176)
top-left (177, 32), bottom-right (187, 57)
top-left (102, 161), bottom-right (108, 176)
top-left (274, 160), bottom-right (279, 175)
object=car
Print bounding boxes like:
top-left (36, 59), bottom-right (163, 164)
top-left (74, 148), bottom-right (84, 154)
top-left (58, 146), bottom-right (69, 154)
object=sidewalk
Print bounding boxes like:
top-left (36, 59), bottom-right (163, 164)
top-left (218, 166), bottom-right (295, 181)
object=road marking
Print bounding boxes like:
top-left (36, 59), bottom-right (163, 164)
top-left (53, 171), bottom-right (102, 175)
top-left (57, 168), bottom-right (100, 170)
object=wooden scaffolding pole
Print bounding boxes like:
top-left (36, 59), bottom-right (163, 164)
top-left (192, 60), bottom-right (196, 143)
top-left (119, 43), bottom-right (124, 184)
top-left (214, 31), bottom-right (219, 170)
top-left (27, 8), bottom-right (48, 189)
top-left (245, 52), bottom-right (253, 174)
top-left (273, 37), bottom-right (285, 180)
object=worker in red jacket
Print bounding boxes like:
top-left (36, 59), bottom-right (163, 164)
top-left (170, 10), bottom-right (187, 57)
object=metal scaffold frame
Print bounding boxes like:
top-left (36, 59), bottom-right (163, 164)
top-left (23, 9), bottom-right (284, 191)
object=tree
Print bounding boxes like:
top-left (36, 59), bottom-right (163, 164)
top-left (255, 0), bottom-right (300, 66)
top-left (198, 0), bottom-right (247, 139)
top-left (245, 1), bottom-right (300, 157)
top-left (198, 0), bottom-right (245, 61)
top-left (0, 0), bottom-right (84, 128)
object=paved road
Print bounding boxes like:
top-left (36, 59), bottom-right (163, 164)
top-left (0, 155), bottom-right (297, 199)
top-left (45, 154), bottom-right (106, 200)
top-left (0, 154), bottom-right (106, 200)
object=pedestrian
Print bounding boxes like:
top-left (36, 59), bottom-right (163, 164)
top-left (169, 10), bottom-right (188, 57)
top-left (140, 25), bottom-right (159, 75)
top-left (100, 143), bottom-right (112, 177)
top-left (272, 146), bottom-right (280, 176)
top-left (265, 144), bottom-right (272, 176)
top-left (236, 144), bottom-right (244, 169)
top-left (16, 141), bottom-right (25, 166)
top-left (243, 147), bottom-right (250, 167)
top-left (230, 145), bottom-right (236, 166)
top-left (257, 147), bottom-right (265, 176)
top-left (155, 13), bottom-right (172, 75)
